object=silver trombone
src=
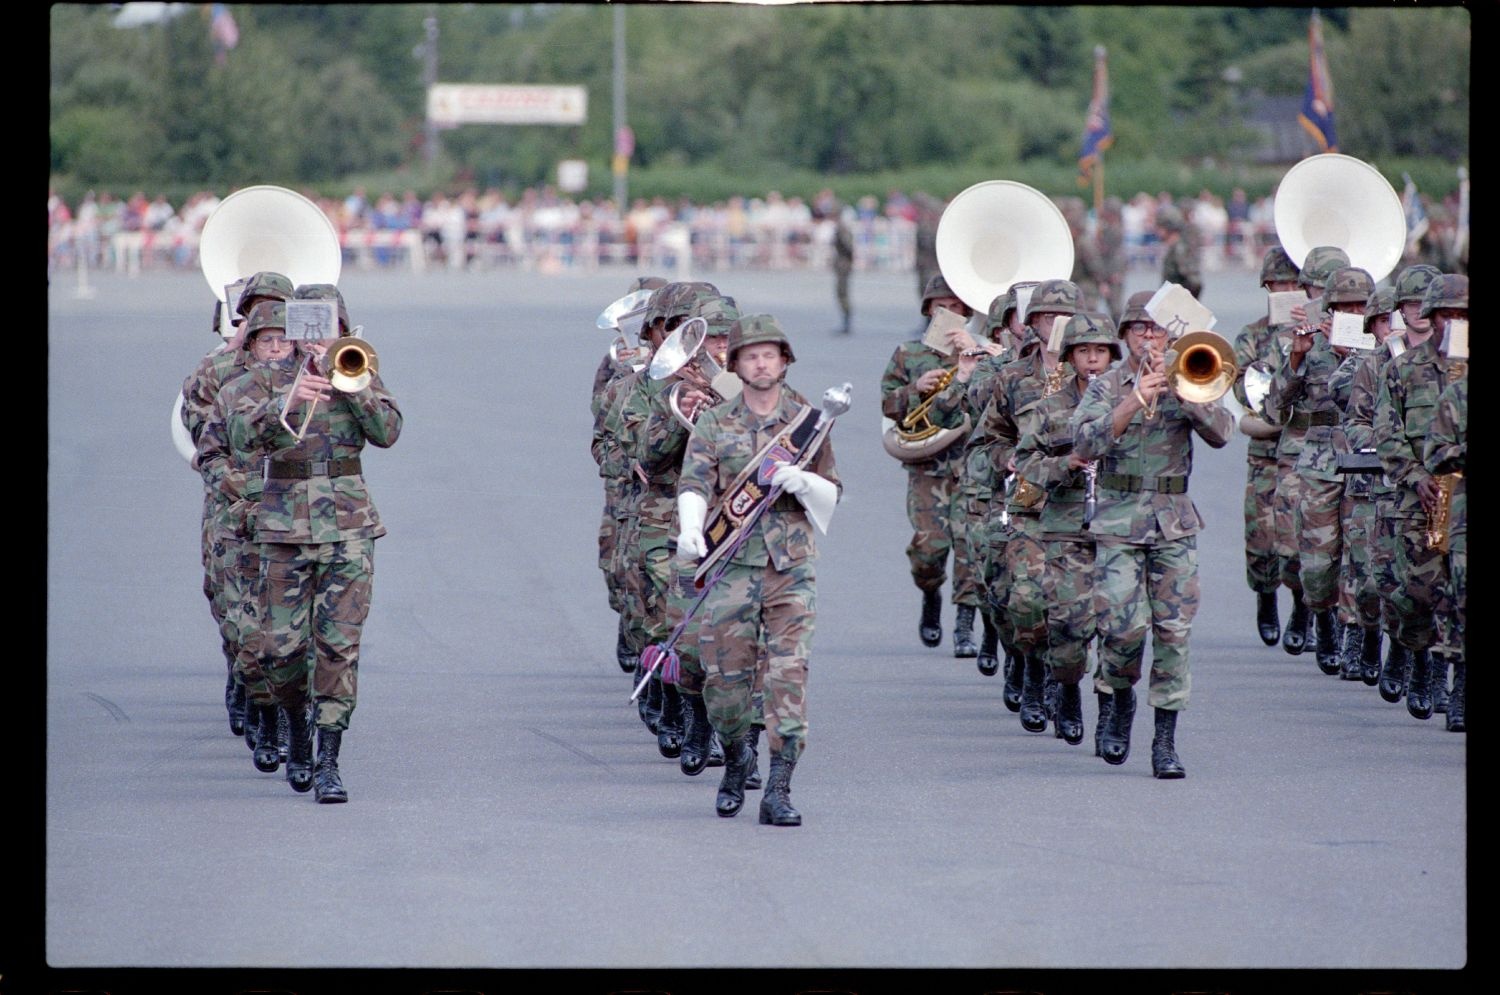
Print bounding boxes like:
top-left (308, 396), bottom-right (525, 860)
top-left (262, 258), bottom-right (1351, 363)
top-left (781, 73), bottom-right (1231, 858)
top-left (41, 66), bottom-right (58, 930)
top-left (647, 316), bottom-right (742, 430)
top-left (278, 334), bottom-right (379, 441)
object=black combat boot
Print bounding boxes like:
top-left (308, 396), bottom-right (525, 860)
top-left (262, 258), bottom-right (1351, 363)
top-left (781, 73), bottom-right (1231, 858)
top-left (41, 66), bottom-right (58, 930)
top-left (312, 727), bottom-right (346, 802)
top-left (1378, 641), bottom-right (1409, 703)
top-left (1001, 640), bottom-right (1023, 712)
top-left (1053, 682), bottom-right (1084, 745)
top-left (1431, 655), bottom-right (1451, 714)
top-left (919, 589), bottom-right (942, 648)
top-left (1360, 627), bottom-right (1383, 686)
top-left (1314, 609), bottom-right (1340, 675)
top-left (707, 730), bottom-right (727, 769)
top-left (283, 708), bottom-right (314, 793)
top-left (953, 604), bottom-right (978, 658)
top-left (227, 673), bottom-right (247, 736)
top-left (640, 675), bottom-right (664, 734)
top-left (656, 683), bottom-right (684, 758)
top-left (1446, 663), bottom-right (1466, 733)
top-left (250, 703), bottom-right (281, 773)
top-left (1150, 708), bottom-right (1186, 779)
top-left (715, 729), bottom-right (755, 818)
top-left (1339, 620), bottom-right (1364, 681)
top-left (743, 725), bottom-right (762, 790)
top-left (1094, 690), bottom-right (1113, 758)
top-left (1256, 591), bottom-right (1281, 646)
top-left (615, 617), bottom-right (635, 673)
top-left (243, 697), bottom-right (260, 751)
top-left (679, 692), bottom-right (712, 776)
top-left (1018, 653), bottom-right (1048, 733)
top-left (759, 752), bottom-right (802, 826)
top-left (1099, 687), bottom-right (1136, 766)
top-left (976, 611), bottom-right (1000, 676)
top-left (1405, 648), bottom-right (1433, 720)
top-left (1282, 598), bottom-right (1309, 655)
top-left (276, 706), bottom-right (291, 764)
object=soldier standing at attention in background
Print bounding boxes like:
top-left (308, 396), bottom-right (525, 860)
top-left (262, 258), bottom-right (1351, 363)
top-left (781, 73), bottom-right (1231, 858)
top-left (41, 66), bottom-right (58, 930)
top-left (1156, 205), bottom-right (1202, 301)
top-left (1071, 304), bottom-right (1234, 777)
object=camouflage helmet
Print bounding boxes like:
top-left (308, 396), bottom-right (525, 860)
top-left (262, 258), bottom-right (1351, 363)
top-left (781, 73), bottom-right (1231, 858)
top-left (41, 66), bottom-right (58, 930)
top-left (1419, 273), bottom-right (1468, 318)
top-left (645, 280), bottom-right (722, 328)
top-left (1060, 312), bottom-right (1122, 363)
top-left (1155, 205), bottom-right (1186, 233)
top-left (1259, 246), bottom-right (1301, 287)
top-left (1298, 246), bottom-right (1351, 290)
top-left (235, 271), bottom-right (295, 316)
top-left (1118, 290), bottom-right (1155, 331)
top-left (1025, 279), bottom-right (1081, 323)
top-left (293, 283), bottom-right (350, 333)
top-left (243, 301), bottom-right (287, 338)
top-left (690, 294), bottom-right (741, 336)
top-left (1323, 267), bottom-right (1375, 306)
top-left (985, 288), bottom-right (1014, 336)
top-left (1363, 287), bottom-right (1398, 330)
top-left (629, 275), bottom-right (668, 294)
top-left (1393, 264), bottom-right (1443, 304)
top-left (726, 313), bottom-right (796, 366)
top-left (920, 273), bottom-right (966, 316)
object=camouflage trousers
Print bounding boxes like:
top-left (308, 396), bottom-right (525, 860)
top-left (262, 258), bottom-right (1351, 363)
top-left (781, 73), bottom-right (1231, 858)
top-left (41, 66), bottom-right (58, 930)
top-left (1004, 522), bottom-right (1047, 653)
top-left (904, 468), bottom-right (979, 606)
top-left (1044, 537), bottom-right (1097, 685)
top-left (254, 538), bottom-right (374, 731)
top-left (965, 490), bottom-right (1013, 645)
top-left (1374, 508), bottom-right (1401, 635)
top-left (1337, 494), bottom-right (1381, 629)
top-left (1449, 533), bottom-right (1466, 651)
top-left (1093, 536), bottom-right (1199, 711)
top-left (218, 535), bottom-right (277, 704)
top-left (699, 558), bottom-right (815, 762)
top-left (1271, 459), bottom-right (1304, 596)
top-left (612, 511), bottom-right (649, 659)
top-left (202, 504), bottom-right (236, 673)
top-left (1242, 453), bottom-right (1281, 593)
top-left (1295, 473), bottom-right (1344, 611)
top-left (641, 521), bottom-right (705, 686)
top-left (834, 260), bottom-right (851, 318)
top-left (598, 502), bottom-right (619, 612)
top-left (1388, 519), bottom-right (1460, 658)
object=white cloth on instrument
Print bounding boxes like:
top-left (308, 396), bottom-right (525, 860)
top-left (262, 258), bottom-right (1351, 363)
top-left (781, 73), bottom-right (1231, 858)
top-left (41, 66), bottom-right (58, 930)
top-left (676, 491), bottom-right (708, 559)
top-left (771, 462), bottom-right (838, 534)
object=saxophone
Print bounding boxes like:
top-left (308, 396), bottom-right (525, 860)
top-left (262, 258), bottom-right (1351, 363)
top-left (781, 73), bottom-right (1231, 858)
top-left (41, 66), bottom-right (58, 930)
top-left (1425, 472), bottom-right (1462, 553)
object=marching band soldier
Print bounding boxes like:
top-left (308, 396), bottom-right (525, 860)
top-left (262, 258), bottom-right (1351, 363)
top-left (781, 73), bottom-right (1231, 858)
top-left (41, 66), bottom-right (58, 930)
top-left (880, 274), bottom-right (981, 656)
top-left (1260, 245), bottom-right (1350, 657)
top-left (1423, 369), bottom-right (1466, 733)
top-left (1232, 247), bottom-right (1301, 647)
top-left (677, 315), bottom-right (841, 824)
top-left (1071, 300), bottom-right (1234, 777)
top-left (1270, 264), bottom-right (1376, 677)
top-left (183, 271), bottom-right (295, 736)
top-left (1334, 287), bottom-right (1399, 683)
top-left (968, 279), bottom-right (1084, 731)
top-left (1012, 312), bottom-right (1119, 746)
top-left (1156, 205), bottom-right (1202, 301)
top-left (207, 298), bottom-right (402, 802)
top-left (1374, 274), bottom-right (1467, 722)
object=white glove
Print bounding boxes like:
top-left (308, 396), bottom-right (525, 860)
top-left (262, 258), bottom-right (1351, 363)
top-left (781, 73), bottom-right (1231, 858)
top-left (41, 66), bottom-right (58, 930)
top-left (676, 491), bottom-right (708, 560)
top-left (771, 462), bottom-right (839, 534)
top-left (770, 462), bottom-right (811, 495)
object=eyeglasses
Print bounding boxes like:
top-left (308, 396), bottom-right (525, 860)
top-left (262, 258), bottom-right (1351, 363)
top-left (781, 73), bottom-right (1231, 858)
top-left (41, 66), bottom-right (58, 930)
top-left (1127, 325), bottom-right (1168, 338)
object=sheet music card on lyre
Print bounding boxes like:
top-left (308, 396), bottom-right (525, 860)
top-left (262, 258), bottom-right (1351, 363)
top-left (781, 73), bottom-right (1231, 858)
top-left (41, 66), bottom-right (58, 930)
top-left (1267, 290), bottom-right (1309, 327)
top-left (922, 306), bottom-right (969, 355)
top-left (285, 300), bottom-right (338, 341)
top-left (1329, 311), bottom-right (1376, 351)
top-left (1145, 281), bottom-right (1216, 338)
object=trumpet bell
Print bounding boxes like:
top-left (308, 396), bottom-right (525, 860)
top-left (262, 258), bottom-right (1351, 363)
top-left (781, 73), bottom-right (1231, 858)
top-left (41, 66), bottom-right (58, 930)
top-left (1273, 154), bottom-right (1406, 283)
top-left (200, 185), bottom-right (342, 300)
top-left (936, 180), bottom-right (1075, 313)
top-left (326, 338), bottom-right (378, 393)
top-left (1169, 330), bottom-right (1238, 404)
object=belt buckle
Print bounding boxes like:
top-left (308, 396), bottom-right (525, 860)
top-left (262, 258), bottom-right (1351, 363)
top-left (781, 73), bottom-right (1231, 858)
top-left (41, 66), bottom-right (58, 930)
top-left (261, 456), bottom-right (271, 481)
top-left (310, 459), bottom-right (330, 476)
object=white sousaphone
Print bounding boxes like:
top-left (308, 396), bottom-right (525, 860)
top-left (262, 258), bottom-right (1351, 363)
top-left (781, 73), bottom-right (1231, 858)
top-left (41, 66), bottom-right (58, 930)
top-left (883, 180), bottom-right (1075, 462)
top-left (174, 185), bottom-right (343, 463)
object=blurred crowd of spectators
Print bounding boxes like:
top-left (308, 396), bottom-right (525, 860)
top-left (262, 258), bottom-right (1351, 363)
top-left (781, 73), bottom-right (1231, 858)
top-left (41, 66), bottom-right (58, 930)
top-left (46, 182), bottom-right (1464, 279)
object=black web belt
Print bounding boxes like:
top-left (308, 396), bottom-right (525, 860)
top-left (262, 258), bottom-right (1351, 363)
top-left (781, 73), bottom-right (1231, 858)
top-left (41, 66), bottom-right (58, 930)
top-left (1287, 410), bottom-right (1339, 430)
top-left (263, 457), bottom-right (362, 480)
top-left (1097, 472), bottom-right (1187, 494)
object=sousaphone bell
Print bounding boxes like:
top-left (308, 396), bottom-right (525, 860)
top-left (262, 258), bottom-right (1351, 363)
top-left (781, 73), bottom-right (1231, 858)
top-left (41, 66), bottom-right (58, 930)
top-left (1273, 153), bottom-right (1406, 282)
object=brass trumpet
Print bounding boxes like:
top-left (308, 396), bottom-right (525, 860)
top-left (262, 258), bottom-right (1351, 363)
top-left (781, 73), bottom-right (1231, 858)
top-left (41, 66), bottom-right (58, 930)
top-left (278, 336), bottom-right (379, 441)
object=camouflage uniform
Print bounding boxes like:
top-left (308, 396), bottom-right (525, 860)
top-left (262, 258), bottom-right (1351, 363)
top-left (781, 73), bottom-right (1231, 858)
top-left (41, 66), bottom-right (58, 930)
top-left (1374, 275), bottom-right (1467, 715)
top-left (832, 211), bottom-right (854, 333)
top-left (679, 389), bottom-right (840, 764)
top-left (1097, 199), bottom-right (1127, 318)
top-left (594, 370), bottom-right (649, 670)
top-left (1157, 208), bottom-right (1202, 300)
top-left (1071, 346), bottom-right (1234, 717)
top-left (1423, 375), bottom-right (1466, 730)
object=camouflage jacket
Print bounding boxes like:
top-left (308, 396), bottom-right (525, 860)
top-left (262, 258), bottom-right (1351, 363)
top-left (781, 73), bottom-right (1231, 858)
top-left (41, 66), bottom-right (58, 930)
top-left (212, 358), bottom-right (402, 545)
top-left (1015, 367), bottom-right (1092, 541)
top-left (1422, 376), bottom-right (1466, 540)
top-left (973, 348), bottom-right (1057, 536)
top-left (182, 343), bottom-right (249, 445)
top-left (593, 371), bottom-right (644, 525)
top-left (630, 374), bottom-right (697, 541)
top-left (1160, 236), bottom-right (1202, 299)
top-left (680, 388), bottom-right (841, 571)
top-left (963, 342), bottom-right (1021, 416)
top-left (880, 340), bottom-right (966, 476)
top-left (589, 352), bottom-right (618, 418)
top-left (1072, 359), bottom-right (1233, 544)
top-left (1376, 336), bottom-right (1454, 520)
top-left (1254, 320), bottom-right (1310, 461)
top-left (196, 358), bottom-right (286, 540)
top-left (1232, 315), bottom-right (1280, 459)
top-left (1342, 348), bottom-right (1395, 500)
top-left (1269, 334), bottom-right (1354, 482)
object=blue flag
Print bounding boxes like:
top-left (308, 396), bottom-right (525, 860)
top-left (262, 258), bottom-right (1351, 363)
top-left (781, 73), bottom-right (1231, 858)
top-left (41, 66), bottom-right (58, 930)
top-left (1401, 173), bottom-right (1428, 250)
top-left (1297, 11), bottom-right (1337, 152)
top-left (1078, 46), bottom-right (1113, 185)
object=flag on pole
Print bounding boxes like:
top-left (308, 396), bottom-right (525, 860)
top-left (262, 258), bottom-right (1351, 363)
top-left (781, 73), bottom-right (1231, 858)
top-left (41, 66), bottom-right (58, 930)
top-left (1297, 10), bottom-right (1337, 152)
top-left (1078, 45), bottom-right (1113, 186)
top-left (1401, 172), bottom-right (1428, 253)
top-left (211, 4), bottom-right (239, 65)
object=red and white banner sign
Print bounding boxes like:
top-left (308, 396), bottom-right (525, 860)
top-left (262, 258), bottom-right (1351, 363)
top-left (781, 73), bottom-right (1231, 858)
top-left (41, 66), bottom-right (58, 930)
top-left (427, 84), bottom-right (587, 126)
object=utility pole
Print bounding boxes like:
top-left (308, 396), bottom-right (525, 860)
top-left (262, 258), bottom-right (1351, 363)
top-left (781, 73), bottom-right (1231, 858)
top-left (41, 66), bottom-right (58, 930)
top-left (612, 5), bottom-right (629, 210)
top-left (423, 6), bottom-right (440, 165)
